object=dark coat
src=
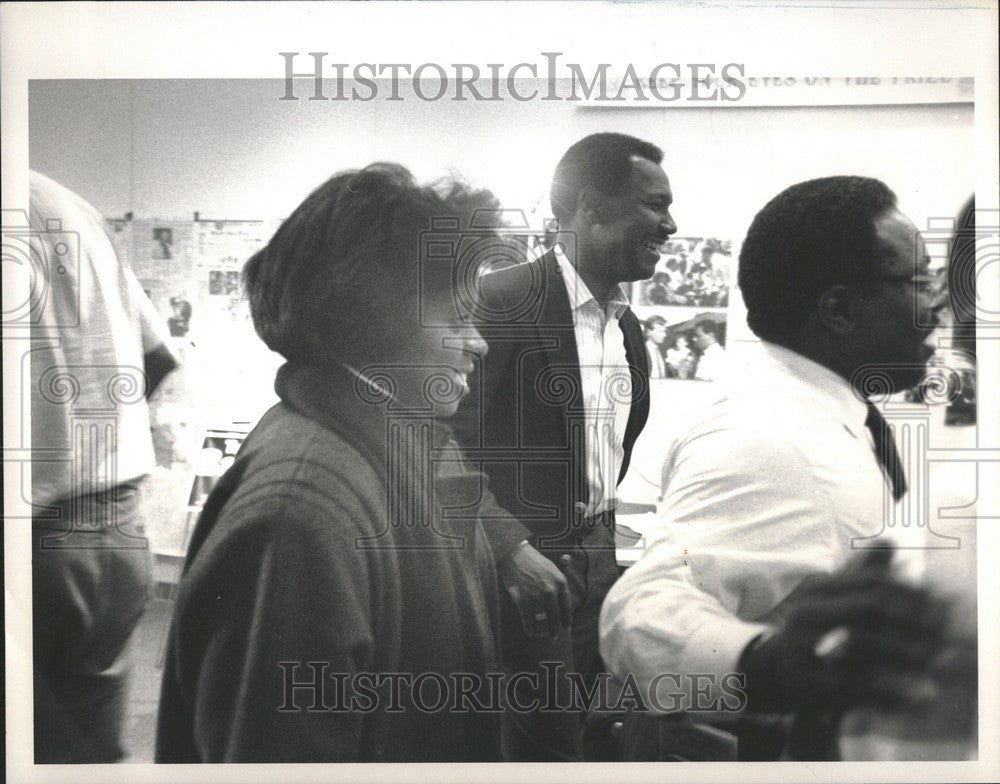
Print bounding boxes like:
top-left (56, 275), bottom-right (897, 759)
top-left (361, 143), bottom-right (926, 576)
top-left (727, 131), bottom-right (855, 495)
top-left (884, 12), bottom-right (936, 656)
top-left (452, 251), bottom-right (650, 559)
top-left (156, 363), bottom-right (503, 762)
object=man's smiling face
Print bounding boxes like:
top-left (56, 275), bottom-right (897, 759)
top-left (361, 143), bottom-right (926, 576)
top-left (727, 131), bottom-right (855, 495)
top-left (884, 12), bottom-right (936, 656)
top-left (595, 155), bottom-right (677, 284)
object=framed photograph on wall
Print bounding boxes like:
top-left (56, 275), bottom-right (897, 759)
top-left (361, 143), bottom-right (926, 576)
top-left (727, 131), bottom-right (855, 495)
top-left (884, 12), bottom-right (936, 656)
top-left (633, 237), bottom-right (731, 308)
top-left (637, 308), bottom-right (728, 381)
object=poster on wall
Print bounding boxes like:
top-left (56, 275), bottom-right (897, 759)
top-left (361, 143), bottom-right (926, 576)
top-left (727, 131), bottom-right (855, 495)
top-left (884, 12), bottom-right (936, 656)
top-left (193, 218), bottom-right (281, 262)
top-left (152, 226), bottom-right (174, 259)
top-left (638, 308), bottom-right (728, 381)
top-left (632, 237), bottom-right (732, 308)
top-left (631, 236), bottom-right (732, 381)
top-left (194, 219), bottom-right (281, 319)
top-left (207, 269), bottom-right (241, 296)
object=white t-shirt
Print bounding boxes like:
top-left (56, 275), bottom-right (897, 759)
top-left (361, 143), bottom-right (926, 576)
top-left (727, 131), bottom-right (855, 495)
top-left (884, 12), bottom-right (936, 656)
top-left (28, 171), bottom-right (172, 506)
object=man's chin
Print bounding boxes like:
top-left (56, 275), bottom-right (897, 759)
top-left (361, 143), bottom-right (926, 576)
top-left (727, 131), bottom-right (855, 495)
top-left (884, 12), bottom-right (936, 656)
top-left (893, 373), bottom-right (927, 393)
top-left (886, 363), bottom-right (933, 394)
top-left (434, 400), bottom-right (462, 418)
top-left (633, 256), bottom-right (660, 281)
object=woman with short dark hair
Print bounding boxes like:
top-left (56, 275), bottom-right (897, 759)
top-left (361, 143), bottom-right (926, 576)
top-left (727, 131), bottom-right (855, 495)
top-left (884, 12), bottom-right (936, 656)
top-left (156, 163), bottom-right (505, 762)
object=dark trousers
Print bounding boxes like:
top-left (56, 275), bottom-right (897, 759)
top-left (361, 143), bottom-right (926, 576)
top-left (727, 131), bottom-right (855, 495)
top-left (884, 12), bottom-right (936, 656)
top-left (32, 481), bottom-right (152, 763)
top-left (500, 513), bottom-right (620, 761)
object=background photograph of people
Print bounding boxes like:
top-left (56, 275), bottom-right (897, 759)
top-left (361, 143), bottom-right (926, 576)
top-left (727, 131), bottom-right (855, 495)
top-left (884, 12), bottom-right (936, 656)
top-left (641, 311), bottom-right (727, 381)
top-left (634, 237), bottom-right (731, 308)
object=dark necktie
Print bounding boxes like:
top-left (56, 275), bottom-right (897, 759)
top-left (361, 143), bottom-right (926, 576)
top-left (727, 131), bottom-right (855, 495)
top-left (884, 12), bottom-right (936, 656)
top-left (865, 401), bottom-right (907, 501)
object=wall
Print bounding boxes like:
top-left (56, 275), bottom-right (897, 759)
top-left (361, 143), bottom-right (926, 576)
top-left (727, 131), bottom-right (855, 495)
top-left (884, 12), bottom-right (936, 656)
top-left (29, 80), bottom-right (974, 227)
top-left (28, 78), bottom-right (976, 534)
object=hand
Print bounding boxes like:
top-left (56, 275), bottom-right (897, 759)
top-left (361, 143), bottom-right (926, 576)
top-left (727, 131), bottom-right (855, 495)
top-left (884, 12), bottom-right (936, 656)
top-left (498, 542), bottom-right (572, 638)
top-left (741, 548), bottom-right (952, 714)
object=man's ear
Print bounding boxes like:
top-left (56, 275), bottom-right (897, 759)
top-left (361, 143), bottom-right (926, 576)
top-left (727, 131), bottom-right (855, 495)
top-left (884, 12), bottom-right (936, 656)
top-left (576, 186), bottom-right (608, 225)
top-left (816, 284), bottom-right (857, 336)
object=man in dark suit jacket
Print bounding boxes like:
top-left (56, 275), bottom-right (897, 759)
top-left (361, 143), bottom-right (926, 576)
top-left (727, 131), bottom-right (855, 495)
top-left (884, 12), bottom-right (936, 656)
top-left (452, 132), bottom-right (677, 760)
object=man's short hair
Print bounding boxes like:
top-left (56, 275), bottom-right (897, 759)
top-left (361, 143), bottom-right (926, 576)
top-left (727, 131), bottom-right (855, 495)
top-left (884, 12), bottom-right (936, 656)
top-left (550, 133), bottom-right (664, 226)
top-left (694, 319), bottom-right (720, 340)
top-left (737, 175), bottom-right (899, 342)
top-left (644, 314), bottom-right (668, 333)
top-left (243, 162), bottom-right (498, 364)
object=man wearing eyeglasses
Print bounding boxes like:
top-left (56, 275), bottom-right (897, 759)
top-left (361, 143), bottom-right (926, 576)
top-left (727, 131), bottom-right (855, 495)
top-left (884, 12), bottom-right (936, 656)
top-left (600, 176), bottom-right (969, 760)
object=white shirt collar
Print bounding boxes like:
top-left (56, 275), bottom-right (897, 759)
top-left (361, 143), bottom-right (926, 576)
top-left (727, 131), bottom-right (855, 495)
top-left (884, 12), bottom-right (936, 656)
top-left (552, 243), bottom-right (629, 320)
top-left (753, 341), bottom-right (869, 437)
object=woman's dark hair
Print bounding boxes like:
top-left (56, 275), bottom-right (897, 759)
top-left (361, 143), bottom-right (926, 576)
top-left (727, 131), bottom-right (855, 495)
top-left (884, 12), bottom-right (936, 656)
top-left (243, 162), bottom-right (499, 364)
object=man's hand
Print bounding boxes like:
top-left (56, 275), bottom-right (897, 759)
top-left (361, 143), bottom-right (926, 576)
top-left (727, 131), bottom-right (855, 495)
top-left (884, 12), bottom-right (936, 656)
top-left (499, 542), bottom-right (572, 638)
top-left (741, 548), bottom-right (953, 714)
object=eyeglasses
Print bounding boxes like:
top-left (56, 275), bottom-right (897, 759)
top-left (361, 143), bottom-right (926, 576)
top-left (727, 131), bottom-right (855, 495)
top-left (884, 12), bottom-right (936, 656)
top-left (862, 271), bottom-right (947, 302)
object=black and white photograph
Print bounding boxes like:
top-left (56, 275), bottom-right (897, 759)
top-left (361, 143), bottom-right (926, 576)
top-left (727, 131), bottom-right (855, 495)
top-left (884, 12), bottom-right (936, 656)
top-left (2, 3), bottom-right (998, 783)
top-left (633, 237), bottom-right (732, 308)
top-left (638, 310), bottom-right (728, 381)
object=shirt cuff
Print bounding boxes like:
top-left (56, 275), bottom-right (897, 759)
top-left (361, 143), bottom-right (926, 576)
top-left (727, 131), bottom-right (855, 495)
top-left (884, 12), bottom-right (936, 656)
top-left (671, 618), bottom-right (771, 714)
top-left (479, 517), bottom-right (532, 564)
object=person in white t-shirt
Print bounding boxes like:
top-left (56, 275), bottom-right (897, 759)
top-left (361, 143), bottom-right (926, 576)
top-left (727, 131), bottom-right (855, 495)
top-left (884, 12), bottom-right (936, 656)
top-left (29, 171), bottom-right (178, 762)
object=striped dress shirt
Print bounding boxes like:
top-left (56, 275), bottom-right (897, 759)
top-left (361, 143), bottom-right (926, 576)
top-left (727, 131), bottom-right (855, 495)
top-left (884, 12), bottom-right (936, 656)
top-left (553, 245), bottom-right (632, 517)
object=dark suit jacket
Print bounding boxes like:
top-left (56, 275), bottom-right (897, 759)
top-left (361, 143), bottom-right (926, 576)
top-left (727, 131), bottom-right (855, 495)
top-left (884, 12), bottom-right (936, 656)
top-left (452, 251), bottom-right (650, 560)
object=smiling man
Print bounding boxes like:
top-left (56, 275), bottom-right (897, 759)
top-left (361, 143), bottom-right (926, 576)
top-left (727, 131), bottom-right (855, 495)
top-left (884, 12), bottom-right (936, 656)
top-left (600, 176), bottom-right (959, 760)
top-left (452, 132), bottom-right (677, 760)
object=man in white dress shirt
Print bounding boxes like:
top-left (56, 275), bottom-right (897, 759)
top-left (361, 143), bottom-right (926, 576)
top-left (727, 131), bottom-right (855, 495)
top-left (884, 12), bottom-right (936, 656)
top-left (600, 175), bottom-right (959, 760)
